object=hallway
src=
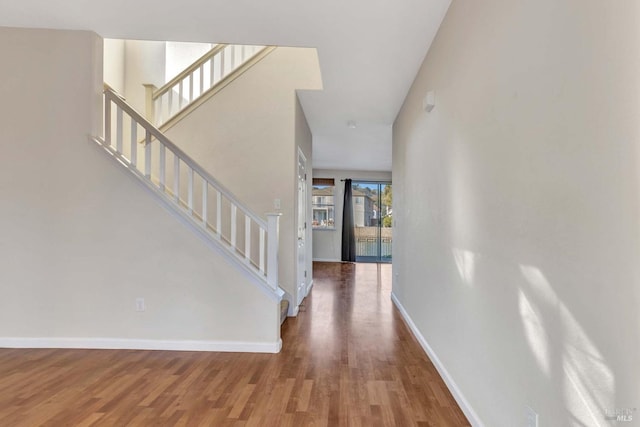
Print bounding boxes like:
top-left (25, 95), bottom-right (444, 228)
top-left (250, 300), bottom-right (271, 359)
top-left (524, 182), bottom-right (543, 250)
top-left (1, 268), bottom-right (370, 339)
top-left (283, 262), bottom-right (469, 426)
top-left (0, 262), bottom-right (468, 426)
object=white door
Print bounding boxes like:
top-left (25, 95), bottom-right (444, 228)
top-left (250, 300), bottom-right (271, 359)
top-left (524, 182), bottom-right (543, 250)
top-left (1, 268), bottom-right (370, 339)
top-left (296, 150), bottom-right (307, 306)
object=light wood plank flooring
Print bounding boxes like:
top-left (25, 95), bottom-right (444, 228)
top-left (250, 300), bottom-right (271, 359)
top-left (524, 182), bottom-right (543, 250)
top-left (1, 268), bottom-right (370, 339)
top-left (0, 262), bottom-right (469, 426)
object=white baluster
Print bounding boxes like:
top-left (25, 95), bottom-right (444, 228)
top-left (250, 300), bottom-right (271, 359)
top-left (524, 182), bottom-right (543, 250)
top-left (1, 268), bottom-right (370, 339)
top-left (220, 49), bottom-right (226, 77)
top-left (266, 213), bottom-right (282, 289)
top-left (188, 168), bottom-right (194, 213)
top-left (155, 98), bottom-right (161, 125)
top-left (199, 64), bottom-right (205, 96)
top-left (231, 204), bottom-right (237, 249)
top-left (259, 228), bottom-right (266, 274)
top-left (210, 57), bottom-right (215, 87)
top-left (173, 155), bottom-right (180, 202)
top-left (216, 192), bottom-right (222, 238)
top-left (189, 74), bottom-right (194, 104)
top-left (158, 96), bottom-right (165, 126)
top-left (245, 216), bottom-right (251, 262)
top-left (168, 89), bottom-right (173, 118)
top-left (130, 120), bottom-right (137, 167)
top-left (178, 81), bottom-right (184, 110)
top-left (230, 45), bottom-right (236, 69)
top-left (202, 181), bottom-right (208, 228)
top-left (104, 95), bottom-right (111, 145)
top-left (144, 131), bottom-right (151, 178)
top-left (159, 144), bottom-right (166, 190)
top-left (241, 45), bottom-right (246, 62)
top-left (116, 107), bottom-right (123, 153)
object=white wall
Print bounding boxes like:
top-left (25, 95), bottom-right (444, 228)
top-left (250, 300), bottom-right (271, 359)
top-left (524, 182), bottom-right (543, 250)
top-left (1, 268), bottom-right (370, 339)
top-left (165, 41), bottom-right (213, 81)
top-left (123, 40), bottom-right (166, 113)
top-left (103, 39), bottom-right (215, 115)
top-left (312, 169), bottom-right (392, 262)
top-left (103, 38), bottom-right (125, 93)
top-left (393, 1), bottom-right (640, 425)
top-left (163, 47), bottom-right (322, 310)
top-left (0, 27), bottom-right (279, 351)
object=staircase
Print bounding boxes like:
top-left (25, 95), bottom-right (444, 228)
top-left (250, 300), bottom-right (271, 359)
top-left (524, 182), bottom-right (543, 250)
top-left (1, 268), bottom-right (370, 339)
top-left (144, 44), bottom-right (275, 129)
top-left (94, 83), bottom-right (285, 302)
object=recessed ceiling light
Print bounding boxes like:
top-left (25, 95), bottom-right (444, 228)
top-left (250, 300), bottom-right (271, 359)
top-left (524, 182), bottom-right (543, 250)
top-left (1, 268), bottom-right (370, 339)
top-left (347, 120), bottom-right (357, 129)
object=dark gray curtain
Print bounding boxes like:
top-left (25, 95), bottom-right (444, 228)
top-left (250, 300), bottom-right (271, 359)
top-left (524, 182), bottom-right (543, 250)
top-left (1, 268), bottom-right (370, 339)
top-left (341, 179), bottom-right (356, 262)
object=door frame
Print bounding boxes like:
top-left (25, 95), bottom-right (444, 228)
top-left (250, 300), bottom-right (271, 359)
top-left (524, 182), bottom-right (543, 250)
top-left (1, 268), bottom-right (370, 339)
top-left (296, 148), bottom-right (308, 306)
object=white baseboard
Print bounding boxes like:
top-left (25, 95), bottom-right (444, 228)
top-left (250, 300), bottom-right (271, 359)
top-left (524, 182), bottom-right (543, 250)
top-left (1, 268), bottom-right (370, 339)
top-left (0, 337), bottom-right (282, 354)
top-left (312, 258), bottom-right (341, 263)
top-left (285, 280), bottom-right (313, 318)
top-left (288, 304), bottom-right (300, 317)
top-left (390, 292), bottom-right (484, 427)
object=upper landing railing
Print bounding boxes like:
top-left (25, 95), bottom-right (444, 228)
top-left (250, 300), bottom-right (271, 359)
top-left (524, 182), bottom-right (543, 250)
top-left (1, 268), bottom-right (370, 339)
top-left (97, 84), bottom-right (281, 294)
top-left (146, 44), bottom-right (269, 127)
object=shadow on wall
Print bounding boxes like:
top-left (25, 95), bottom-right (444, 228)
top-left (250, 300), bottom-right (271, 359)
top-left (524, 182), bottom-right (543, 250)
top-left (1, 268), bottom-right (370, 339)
top-left (450, 248), bottom-right (616, 426)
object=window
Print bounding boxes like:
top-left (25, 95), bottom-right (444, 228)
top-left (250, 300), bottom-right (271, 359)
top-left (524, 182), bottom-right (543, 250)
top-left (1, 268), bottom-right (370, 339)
top-left (312, 178), bottom-right (335, 229)
top-left (351, 181), bottom-right (393, 263)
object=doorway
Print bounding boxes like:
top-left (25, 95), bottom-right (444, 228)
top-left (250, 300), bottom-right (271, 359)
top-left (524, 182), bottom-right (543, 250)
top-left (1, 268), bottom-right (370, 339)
top-left (351, 181), bottom-right (392, 263)
top-left (296, 149), bottom-right (308, 305)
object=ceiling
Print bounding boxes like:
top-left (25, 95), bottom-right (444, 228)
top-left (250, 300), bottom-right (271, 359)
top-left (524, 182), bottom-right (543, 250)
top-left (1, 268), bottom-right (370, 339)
top-left (0, 0), bottom-right (451, 172)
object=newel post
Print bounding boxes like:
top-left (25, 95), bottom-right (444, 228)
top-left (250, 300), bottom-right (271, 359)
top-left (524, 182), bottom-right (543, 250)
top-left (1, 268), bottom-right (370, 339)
top-left (143, 84), bottom-right (157, 123)
top-left (266, 213), bottom-right (282, 290)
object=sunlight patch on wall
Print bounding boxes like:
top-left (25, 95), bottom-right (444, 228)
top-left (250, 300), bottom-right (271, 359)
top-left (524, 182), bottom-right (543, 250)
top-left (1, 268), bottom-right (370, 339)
top-left (519, 265), bottom-right (614, 426)
top-left (560, 301), bottom-right (614, 427)
top-left (449, 133), bottom-right (476, 243)
top-left (453, 248), bottom-right (476, 286)
top-left (520, 266), bottom-right (557, 306)
top-left (518, 289), bottom-right (551, 376)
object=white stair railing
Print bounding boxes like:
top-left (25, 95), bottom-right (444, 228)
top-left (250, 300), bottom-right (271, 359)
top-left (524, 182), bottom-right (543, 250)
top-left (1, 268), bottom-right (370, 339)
top-left (147, 44), bottom-right (266, 127)
top-left (97, 84), bottom-right (281, 292)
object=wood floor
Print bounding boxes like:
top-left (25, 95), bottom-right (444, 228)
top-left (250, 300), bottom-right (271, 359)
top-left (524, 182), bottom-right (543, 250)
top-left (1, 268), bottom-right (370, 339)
top-left (0, 262), bottom-right (469, 426)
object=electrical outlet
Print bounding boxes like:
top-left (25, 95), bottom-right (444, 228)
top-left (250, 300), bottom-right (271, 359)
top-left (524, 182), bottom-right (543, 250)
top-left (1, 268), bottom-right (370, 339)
top-left (135, 297), bottom-right (145, 312)
top-left (525, 406), bottom-right (538, 427)
top-left (274, 198), bottom-right (281, 209)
